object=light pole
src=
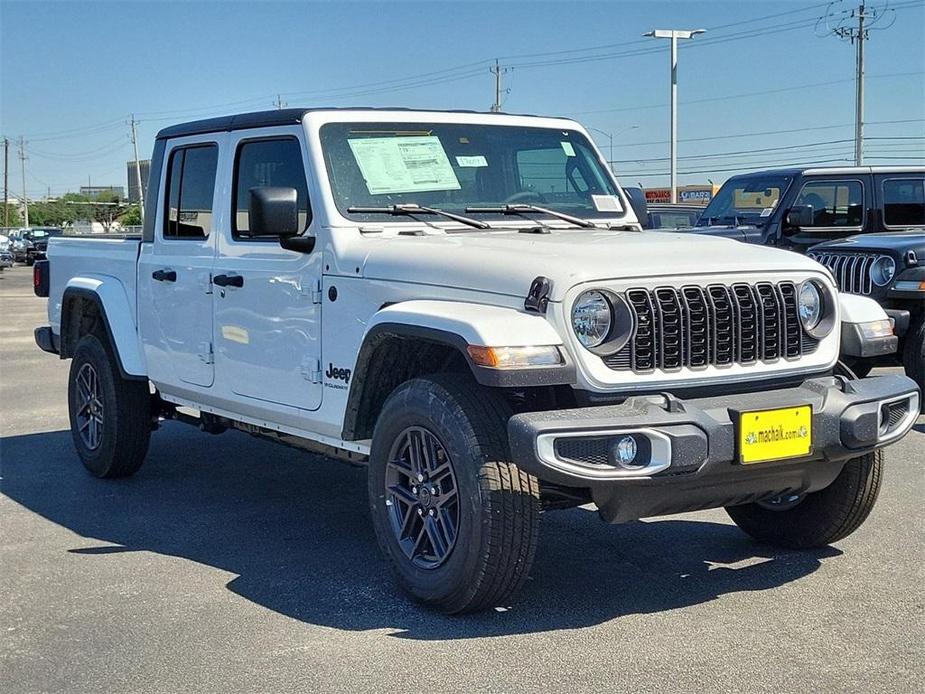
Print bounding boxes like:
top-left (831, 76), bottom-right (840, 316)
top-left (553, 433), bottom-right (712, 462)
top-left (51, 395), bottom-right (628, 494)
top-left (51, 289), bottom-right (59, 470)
top-left (644, 28), bottom-right (705, 203)
top-left (585, 125), bottom-right (639, 174)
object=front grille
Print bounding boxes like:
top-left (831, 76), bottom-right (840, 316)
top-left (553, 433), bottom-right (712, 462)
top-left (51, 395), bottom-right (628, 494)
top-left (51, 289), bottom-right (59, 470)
top-left (604, 281), bottom-right (816, 373)
top-left (807, 251), bottom-right (881, 295)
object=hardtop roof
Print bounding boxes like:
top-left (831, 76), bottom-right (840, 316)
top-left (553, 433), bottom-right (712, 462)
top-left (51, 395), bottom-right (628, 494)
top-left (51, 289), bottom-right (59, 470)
top-left (155, 107), bottom-right (556, 140)
top-left (725, 165), bottom-right (924, 179)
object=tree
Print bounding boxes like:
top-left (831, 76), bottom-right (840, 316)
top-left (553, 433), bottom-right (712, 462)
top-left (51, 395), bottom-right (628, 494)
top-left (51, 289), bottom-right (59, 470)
top-left (1, 202), bottom-right (22, 227)
top-left (120, 204), bottom-right (142, 226)
top-left (26, 199), bottom-right (79, 227)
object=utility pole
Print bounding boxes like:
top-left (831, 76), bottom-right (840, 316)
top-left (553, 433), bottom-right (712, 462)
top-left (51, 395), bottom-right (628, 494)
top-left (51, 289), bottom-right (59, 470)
top-left (129, 114), bottom-right (145, 221)
top-left (273, 94), bottom-right (287, 110)
top-left (490, 60), bottom-right (510, 113)
top-left (822, 2), bottom-right (894, 166)
top-left (644, 29), bottom-right (705, 203)
top-left (3, 137), bottom-right (8, 227)
top-left (855, 6), bottom-right (865, 165)
top-left (18, 137), bottom-right (28, 228)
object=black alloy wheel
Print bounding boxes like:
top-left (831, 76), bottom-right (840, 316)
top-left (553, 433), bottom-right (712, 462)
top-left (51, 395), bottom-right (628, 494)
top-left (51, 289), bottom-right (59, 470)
top-left (384, 426), bottom-right (459, 569)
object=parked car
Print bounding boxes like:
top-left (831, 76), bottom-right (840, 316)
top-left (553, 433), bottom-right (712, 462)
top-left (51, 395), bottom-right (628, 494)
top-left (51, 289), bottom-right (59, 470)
top-left (34, 108), bottom-right (918, 613)
top-left (0, 234), bottom-right (13, 270)
top-left (809, 231), bottom-right (925, 407)
top-left (692, 166), bottom-right (924, 252)
top-left (22, 227), bottom-right (64, 265)
top-left (644, 203), bottom-right (703, 229)
top-left (7, 229), bottom-right (28, 263)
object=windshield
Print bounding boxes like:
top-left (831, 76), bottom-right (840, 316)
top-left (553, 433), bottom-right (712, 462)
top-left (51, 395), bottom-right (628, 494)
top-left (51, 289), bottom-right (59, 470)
top-left (696, 174), bottom-right (792, 227)
top-left (320, 122), bottom-right (625, 224)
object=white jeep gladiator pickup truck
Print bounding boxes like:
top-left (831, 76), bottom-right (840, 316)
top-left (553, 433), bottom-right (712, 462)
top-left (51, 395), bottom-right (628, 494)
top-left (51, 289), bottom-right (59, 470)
top-left (34, 108), bottom-right (920, 613)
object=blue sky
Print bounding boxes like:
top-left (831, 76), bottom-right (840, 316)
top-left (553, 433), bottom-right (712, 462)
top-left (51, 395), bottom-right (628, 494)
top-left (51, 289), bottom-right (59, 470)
top-left (2, 0), bottom-right (923, 199)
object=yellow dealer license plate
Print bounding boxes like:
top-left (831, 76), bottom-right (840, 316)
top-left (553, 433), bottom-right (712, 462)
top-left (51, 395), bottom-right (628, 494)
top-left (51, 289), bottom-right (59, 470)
top-left (739, 405), bottom-right (813, 464)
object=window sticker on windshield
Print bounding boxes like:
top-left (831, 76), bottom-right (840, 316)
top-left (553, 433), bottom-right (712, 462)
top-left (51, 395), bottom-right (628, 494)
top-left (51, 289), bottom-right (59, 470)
top-left (560, 141), bottom-right (576, 157)
top-left (591, 194), bottom-right (623, 212)
top-left (456, 155), bottom-right (488, 168)
top-left (760, 207), bottom-right (774, 217)
top-left (348, 136), bottom-right (461, 195)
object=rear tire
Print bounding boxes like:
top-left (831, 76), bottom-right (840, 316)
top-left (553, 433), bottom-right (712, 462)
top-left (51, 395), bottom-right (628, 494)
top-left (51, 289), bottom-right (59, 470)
top-left (726, 450), bottom-right (883, 548)
top-left (68, 333), bottom-right (151, 478)
top-left (368, 373), bottom-right (541, 613)
top-left (902, 319), bottom-right (925, 413)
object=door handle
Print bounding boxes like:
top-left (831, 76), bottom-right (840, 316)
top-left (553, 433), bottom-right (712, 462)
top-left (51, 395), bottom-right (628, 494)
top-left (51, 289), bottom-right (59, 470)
top-left (213, 273), bottom-right (244, 288)
top-left (152, 269), bottom-right (177, 282)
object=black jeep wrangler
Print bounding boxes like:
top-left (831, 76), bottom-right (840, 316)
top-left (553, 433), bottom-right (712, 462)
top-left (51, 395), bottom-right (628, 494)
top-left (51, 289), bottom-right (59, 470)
top-left (808, 231), bottom-right (924, 407)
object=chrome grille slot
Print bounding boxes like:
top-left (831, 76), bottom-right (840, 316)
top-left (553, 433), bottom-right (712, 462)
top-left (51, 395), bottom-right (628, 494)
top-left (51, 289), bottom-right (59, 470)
top-left (779, 281), bottom-right (802, 358)
top-left (732, 283), bottom-right (759, 364)
top-left (626, 289), bottom-right (656, 372)
top-left (755, 283), bottom-right (782, 361)
top-left (707, 284), bottom-right (735, 366)
top-left (681, 286), bottom-right (710, 368)
top-left (808, 251), bottom-right (880, 295)
top-left (605, 281), bottom-right (818, 373)
top-left (654, 287), bottom-right (684, 370)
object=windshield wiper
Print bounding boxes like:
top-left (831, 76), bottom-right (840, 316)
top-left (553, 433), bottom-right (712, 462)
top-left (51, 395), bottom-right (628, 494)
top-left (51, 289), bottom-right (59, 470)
top-left (347, 204), bottom-right (491, 230)
top-left (466, 204), bottom-right (596, 229)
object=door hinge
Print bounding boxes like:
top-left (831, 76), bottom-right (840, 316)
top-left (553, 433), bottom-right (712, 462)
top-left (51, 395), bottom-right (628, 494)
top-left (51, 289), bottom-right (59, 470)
top-left (301, 356), bottom-right (322, 383)
top-left (198, 342), bottom-right (214, 365)
top-left (302, 279), bottom-right (323, 304)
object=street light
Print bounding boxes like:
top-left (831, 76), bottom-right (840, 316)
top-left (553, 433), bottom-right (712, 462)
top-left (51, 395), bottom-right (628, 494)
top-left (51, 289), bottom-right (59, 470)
top-left (644, 28), bottom-right (705, 203)
top-left (585, 125), bottom-right (639, 174)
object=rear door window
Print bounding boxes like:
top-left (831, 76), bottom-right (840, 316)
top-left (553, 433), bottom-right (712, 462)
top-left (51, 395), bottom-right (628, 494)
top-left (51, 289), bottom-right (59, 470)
top-left (163, 144), bottom-right (219, 240)
top-left (793, 179), bottom-right (864, 228)
top-left (882, 177), bottom-right (925, 227)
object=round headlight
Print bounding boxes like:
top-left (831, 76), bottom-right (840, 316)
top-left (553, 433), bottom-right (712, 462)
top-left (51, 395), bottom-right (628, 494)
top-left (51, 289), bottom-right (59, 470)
top-left (869, 256), bottom-right (896, 286)
top-left (798, 281), bottom-right (822, 331)
top-left (572, 290), bottom-right (612, 349)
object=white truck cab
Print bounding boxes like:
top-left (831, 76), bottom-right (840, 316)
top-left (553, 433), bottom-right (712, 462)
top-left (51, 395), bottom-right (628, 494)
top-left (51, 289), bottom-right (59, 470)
top-left (35, 108), bottom-right (920, 612)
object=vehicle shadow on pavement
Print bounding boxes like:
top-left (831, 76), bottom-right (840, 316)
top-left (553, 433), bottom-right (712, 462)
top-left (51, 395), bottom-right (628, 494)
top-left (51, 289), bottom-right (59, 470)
top-left (1, 424), bottom-right (840, 639)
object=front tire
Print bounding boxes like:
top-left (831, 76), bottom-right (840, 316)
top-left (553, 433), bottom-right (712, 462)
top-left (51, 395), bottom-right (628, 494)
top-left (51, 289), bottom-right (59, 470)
top-left (902, 319), bottom-right (925, 413)
top-left (368, 373), bottom-right (541, 613)
top-left (68, 333), bottom-right (152, 478)
top-left (726, 450), bottom-right (883, 548)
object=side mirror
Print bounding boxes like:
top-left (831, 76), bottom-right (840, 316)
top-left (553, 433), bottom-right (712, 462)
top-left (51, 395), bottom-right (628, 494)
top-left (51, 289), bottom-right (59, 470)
top-left (622, 186), bottom-right (649, 228)
top-left (248, 186), bottom-right (300, 238)
top-left (786, 204), bottom-right (814, 229)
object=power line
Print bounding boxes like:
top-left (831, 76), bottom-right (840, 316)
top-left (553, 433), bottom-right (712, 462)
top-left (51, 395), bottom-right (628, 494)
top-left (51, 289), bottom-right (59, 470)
top-left (573, 71), bottom-right (922, 116)
top-left (609, 135), bottom-right (923, 164)
top-left (610, 118), bottom-right (924, 148)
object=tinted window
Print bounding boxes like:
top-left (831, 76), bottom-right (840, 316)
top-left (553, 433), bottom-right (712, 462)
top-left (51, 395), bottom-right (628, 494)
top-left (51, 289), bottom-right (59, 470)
top-left (164, 145), bottom-right (218, 240)
top-left (883, 177), bottom-right (925, 226)
top-left (793, 180), bottom-right (864, 227)
top-left (233, 138), bottom-right (310, 238)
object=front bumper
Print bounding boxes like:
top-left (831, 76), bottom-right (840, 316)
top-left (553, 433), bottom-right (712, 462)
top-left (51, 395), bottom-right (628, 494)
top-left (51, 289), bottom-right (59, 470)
top-left (508, 374), bottom-right (920, 522)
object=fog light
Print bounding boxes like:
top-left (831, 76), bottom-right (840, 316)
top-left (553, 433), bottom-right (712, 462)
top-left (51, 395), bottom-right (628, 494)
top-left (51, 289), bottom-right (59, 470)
top-left (615, 436), bottom-right (638, 467)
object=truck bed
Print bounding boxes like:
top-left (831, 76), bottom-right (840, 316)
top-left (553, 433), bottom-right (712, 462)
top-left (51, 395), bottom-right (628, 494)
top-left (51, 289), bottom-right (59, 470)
top-left (47, 236), bottom-right (142, 334)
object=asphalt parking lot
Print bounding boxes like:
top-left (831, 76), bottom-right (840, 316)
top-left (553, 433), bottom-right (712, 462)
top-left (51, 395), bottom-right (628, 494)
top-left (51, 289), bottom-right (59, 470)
top-left (1, 264), bottom-right (922, 693)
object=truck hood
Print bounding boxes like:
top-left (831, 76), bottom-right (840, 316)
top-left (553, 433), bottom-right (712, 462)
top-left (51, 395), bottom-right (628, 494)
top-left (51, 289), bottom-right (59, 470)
top-left (359, 229), bottom-right (824, 301)
top-left (810, 231), bottom-right (925, 254)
